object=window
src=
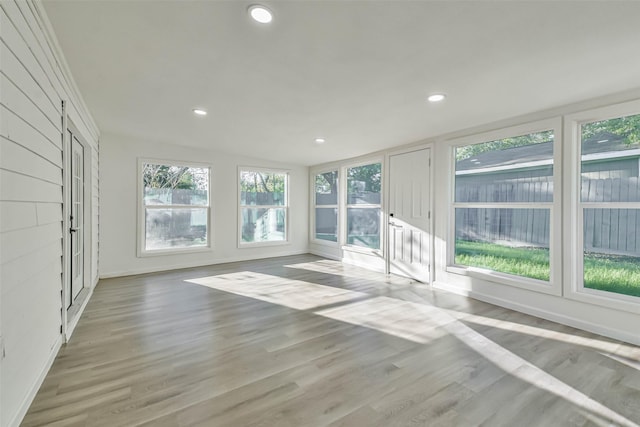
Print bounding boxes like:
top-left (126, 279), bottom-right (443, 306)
top-left (239, 169), bottom-right (288, 245)
top-left (314, 170), bottom-right (338, 243)
top-left (578, 112), bottom-right (640, 299)
top-left (451, 124), bottom-right (560, 288)
top-left (346, 162), bottom-right (382, 250)
top-left (140, 161), bottom-right (210, 254)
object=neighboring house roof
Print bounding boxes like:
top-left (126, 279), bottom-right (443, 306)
top-left (456, 133), bottom-right (640, 174)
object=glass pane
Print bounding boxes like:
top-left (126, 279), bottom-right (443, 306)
top-left (143, 164), bottom-right (209, 205)
top-left (347, 163), bottom-right (381, 205)
top-left (581, 113), bottom-right (640, 202)
top-left (145, 208), bottom-right (208, 250)
top-left (583, 208), bottom-right (640, 297)
top-left (240, 171), bottom-right (287, 206)
top-left (455, 130), bottom-right (554, 203)
top-left (455, 208), bottom-right (550, 281)
top-left (315, 171), bottom-right (338, 205)
top-left (315, 208), bottom-right (337, 242)
top-left (241, 207), bottom-right (286, 243)
top-left (347, 208), bottom-right (380, 249)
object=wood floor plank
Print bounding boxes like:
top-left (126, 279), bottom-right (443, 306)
top-left (21, 254), bottom-right (640, 427)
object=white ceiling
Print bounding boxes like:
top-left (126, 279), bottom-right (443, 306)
top-left (43, 1), bottom-right (640, 166)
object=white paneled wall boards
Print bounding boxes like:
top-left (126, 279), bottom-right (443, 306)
top-left (1, 2), bottom-right (100, 426)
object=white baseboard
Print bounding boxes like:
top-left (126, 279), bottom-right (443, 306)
top-left (433, 281), bottom-right (640, 347)
top-left (99, 250), bottom-right (310, 279)
top-left (342, 256), bottom-right (385, 273)
top-left (9, 336), bottom-right (63, 427)
top-left (309, 247), bottom-right (341, 261)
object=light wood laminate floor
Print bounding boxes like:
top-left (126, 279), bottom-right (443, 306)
top-left (22, 255), bottom-right (640, 426)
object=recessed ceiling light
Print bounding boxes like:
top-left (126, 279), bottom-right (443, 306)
top-left (428, 93), bottom-right (446, 103)
top-left (314, 138), bottom-right (326, 144)
top-left (193, 109), bottom-right (207, 116)
top-left (249, 5), bottom-right (273, 24)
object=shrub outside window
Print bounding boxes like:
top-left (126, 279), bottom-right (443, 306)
top-left (346, 163), bottom-right (382, 250)
top-left (314, 170), bottom-right (339, 243)
top-left (240, 169), bottom-right (288, 245)
top-left (452, 128), bottom-right (557, 284)
top-left (140, 161), bottom-right (210, 254)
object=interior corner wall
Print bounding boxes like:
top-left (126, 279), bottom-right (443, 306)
top-left (0, 1), bottom-right (100, 426)
top-left (99, 132), bottom-right (309, 278)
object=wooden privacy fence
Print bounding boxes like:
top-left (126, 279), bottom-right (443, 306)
top-left (455, 176), bottom-right (640, 255)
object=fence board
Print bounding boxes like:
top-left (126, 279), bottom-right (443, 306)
top-left (456, 175), bottom-right (639, 255)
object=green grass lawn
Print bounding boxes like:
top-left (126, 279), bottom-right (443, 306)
top-left (455, 240), bottom-right (640, 297)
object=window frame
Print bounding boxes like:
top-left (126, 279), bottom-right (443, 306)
top-left (343, 159), bottom-right (384, 254)
top-left (137, 158), bottom-right (212, 257)
top-left (238, 167), bottom-right (290, 248)
top-left (446, 118), bottom-right (563, 295)
top-left (565, 100), bottom-right (640, 313)
top-left (311, 167), bottom-right (340, 247)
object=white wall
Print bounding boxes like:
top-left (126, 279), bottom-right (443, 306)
top-left (0, 1), bottom-right (99, 426)
top-left (99, 132), bottom-right (309, 277)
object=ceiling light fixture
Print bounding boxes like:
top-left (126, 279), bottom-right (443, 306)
top-left (193, 109), bottom-right (207, 116)
top-left (428, 93), bottom-right (446, 103)
top-left (249, 5), bottom-right (273, 24)
top-left (314, 138), bottom-right (326, 144)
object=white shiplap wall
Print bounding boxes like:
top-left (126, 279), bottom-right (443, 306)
top-left (0, 1), bottom-right (99, 426)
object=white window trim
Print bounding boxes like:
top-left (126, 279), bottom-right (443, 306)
top-left (343, 158), bottom-right (384, 255)
top-left (238, 166), bottom-right (290, 248)
top-left (310, 167), bottom-right (340, 247)
top-left (564, 99), bottom-right (640, 314)
top-left (137, 158), bottom-right (212, 257)
top-left (446, 118), bottom-right (563, 296)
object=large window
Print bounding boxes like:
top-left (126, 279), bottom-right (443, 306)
top-left (140, 161), bottom-right (210, 254)
top-left (346, 162), bottom-right (382, 250)
top-left (239, 169), bottom-right (288, 245)
top-left (314, 170), bottom-right (338, 243)
top-left (579, 112), bottom-right (640, 299)
top-left (452, 126), bottom-right (559, 286)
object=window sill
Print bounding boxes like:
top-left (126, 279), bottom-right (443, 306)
top-left (138, 245), bottom-right (211, 258)
top-left (446, 265), bottom-right (560, 296)
top-left (342, 245), bottom-right (382, 257)
top-left (565, 286), bottom-right (640, 315)
top-left (238, 240), bottom-right (290, 249)
top-left (311, 238), bottom-right (339, 247)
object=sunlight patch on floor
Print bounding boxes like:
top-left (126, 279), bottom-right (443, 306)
top-left (451, 311), bottom-right (623, 354)
top-left (284, 260), bottom-right (398, 282)
top-left (187, 264), bottom-right (638, 427)
top-left (186, 271), bottom-right (368, 311)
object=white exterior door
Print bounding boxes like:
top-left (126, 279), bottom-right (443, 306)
top-left (388, 148), bottom-right (431, 283)
top-left (69, 133), bottom-right (84, 307)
